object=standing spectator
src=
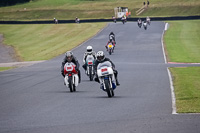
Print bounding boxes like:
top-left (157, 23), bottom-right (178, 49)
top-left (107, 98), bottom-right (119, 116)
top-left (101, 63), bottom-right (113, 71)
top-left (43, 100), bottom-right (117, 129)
top-left (128, 12), bottom-right (131, 18)
top-left (126, 11), bottom-right (129, 18)
top-left (147, 0), bottom-right (150, 6)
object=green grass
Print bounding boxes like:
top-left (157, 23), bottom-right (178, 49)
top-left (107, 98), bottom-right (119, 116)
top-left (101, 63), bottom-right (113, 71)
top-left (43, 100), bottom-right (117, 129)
top-left (0, 23), bottom-right (106, 61)
top-left (164, 20), bottom-right (200, 63)
top-left (0, 0), bottom-right (199, 20)
top-left (165, 20), bottom-right (200, 113)
top-left (170, 67), bottom-right (200, 113)
top-left (0, 67), bottom-right (15, 71)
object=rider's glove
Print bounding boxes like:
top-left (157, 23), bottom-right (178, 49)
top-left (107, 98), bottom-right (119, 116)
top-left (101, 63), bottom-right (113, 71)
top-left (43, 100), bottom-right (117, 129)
top-left (75, 67), bottom-right (79, 72)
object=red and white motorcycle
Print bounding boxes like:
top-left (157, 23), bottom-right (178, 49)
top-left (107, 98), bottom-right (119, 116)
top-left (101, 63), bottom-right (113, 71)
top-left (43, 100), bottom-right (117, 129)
top-left (64, 62), bottom-right (79, 92)
top-left (97, 61), bottom-right (116, 97)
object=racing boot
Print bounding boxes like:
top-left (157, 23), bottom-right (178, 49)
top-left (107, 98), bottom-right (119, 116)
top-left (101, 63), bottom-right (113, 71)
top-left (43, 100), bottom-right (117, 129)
top-left (116, 78), bottom-right (120, 86)
top-left (77, 69), bottom-right (81, 83)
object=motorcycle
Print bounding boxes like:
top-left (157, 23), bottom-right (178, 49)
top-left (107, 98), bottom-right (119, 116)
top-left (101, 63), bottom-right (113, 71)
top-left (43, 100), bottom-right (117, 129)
top-left (113, 18), bottom-right (116, 23)
top-left (64, 62), bottom-right (79, 92)
top-left (138, 21), bottom-right (142, 28)
top-left (85, 54), bottom-right (95, 81)
top-left (143, 21), bottom-right (147, 30)
top-left (97, 61), bottom-right (116, 97)
top-left (107, 42), bottom-right (114, 55)
top-left (147, 18), bottom-right (151, 25)
top-left (121, 17), bottom-right (126, 24)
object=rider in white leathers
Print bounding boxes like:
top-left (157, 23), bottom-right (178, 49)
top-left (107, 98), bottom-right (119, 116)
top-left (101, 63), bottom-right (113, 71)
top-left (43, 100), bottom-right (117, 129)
top-left (82, 46), bottom-right (96, 71)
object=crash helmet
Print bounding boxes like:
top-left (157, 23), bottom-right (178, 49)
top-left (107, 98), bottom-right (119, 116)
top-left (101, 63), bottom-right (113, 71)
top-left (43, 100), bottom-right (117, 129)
top-left (96, 51), bottom-right (105, 62)
top-left (86, 46), bottom-right (93, 54)
top-left (65, 51), bottom-right (73, 62)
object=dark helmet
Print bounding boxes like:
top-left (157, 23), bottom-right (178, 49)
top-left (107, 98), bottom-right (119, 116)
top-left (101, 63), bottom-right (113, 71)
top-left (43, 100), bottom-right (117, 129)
top-left (96, 51), bottom-right (105, 62)
top-left (65, 51), bottom-right (73, 62)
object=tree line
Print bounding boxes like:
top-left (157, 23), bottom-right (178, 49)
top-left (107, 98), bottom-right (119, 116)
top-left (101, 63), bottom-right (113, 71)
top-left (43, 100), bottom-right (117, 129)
top-left (0, 0), bottom-right (32, 7)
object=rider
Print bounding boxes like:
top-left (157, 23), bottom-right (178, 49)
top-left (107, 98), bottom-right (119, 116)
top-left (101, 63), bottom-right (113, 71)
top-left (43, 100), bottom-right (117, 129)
top-left (137, 18), bottom-right (142, 24)
top-left (105, 38), bottom-right (115, 51)
top-left (109, 32), bottom-right (115, 42)
top-left (82, 46), bottom-right (96, 71)
top-left (106, 32), bottom-right (116, 50)
top-left (146, 16), bottom-right (150, 23)
top-left (112, 16), bottom-right (116, 22)
top-left (143, 19), bottom-right (147, 25)
top-left (61, 51), bottom-right (81, 83)
top-left (94, 51), bottom-right (120, 86)
top-left (122, 14), bottom-right (127, 22)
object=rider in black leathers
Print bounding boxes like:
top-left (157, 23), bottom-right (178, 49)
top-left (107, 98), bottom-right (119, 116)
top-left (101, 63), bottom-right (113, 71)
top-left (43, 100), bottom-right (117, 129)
top-left (109, 32), bottom-right (115, 42)
top-left (61, 51), bottom-right (81, 83)
top-left (94, 51), bottom-right (120, 86)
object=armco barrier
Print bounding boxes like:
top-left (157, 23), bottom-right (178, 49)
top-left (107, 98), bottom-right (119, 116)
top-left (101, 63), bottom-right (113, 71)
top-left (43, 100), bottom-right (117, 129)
top-left (0, 16), bottom-right (199, 24)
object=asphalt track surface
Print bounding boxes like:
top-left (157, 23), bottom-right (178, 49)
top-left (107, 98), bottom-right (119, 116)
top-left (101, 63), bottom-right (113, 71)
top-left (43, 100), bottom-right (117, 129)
top-left (0, 22), bottom-right (200, 133)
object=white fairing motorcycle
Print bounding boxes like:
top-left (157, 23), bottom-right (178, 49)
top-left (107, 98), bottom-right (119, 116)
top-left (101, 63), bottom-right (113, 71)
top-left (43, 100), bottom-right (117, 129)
top-left (146, 18), bottom-right (151, 25)
top-left (143, 21), bottom-right (147, 30)
top-left (97, 61), bottom-right (116, 97)
top-left (85, 54), bottom-right (95, 81)
top-left (64, 62), bottom-right (79, 92)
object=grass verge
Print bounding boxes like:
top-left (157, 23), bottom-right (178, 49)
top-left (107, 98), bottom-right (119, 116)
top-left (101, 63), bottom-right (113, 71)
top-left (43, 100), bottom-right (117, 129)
top-left (164, 20), bottom-right (200, 63)
top-left (0, 23), bottom-right (106, 61)
top-left (170, 67), bottom-right (200, 113)
top-left (165, 20), bottom-right (200, 113)
top-left (0, 67), bottom-right (15, 71)
top-left (0, 0), bottom-right (199, 20)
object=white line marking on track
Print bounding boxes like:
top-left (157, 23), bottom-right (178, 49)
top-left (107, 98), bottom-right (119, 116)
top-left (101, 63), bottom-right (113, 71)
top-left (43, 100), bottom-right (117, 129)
top-left (167, 68), bottom-right (177, 114)
top-left (162, 23), bottom-right (177, 114)
top-left (161, 22), bottom-right (167, 64)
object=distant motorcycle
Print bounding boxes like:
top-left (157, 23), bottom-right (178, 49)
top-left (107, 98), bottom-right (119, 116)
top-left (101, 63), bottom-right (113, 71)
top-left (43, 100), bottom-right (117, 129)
top-left (146, 18), bottom-right (151, 25)
top-left (138, 21), bottom-right (142, 28)
top-left (112, 17), bottom-right (116, 23)
top-left (75, 18), bottom-right (80, 24)
top-left (85, 54), bottom-right (95, 81)
top-left (97, 61), bottom-right (116, 97)
top-left (143, 21), bottom-right (147, 30)
top-left (64, 62), bottom-right (79, 92)
top-left (121, 17), bottom-right (126, 24)
top-left (107, 42), bottom-right (114, 55)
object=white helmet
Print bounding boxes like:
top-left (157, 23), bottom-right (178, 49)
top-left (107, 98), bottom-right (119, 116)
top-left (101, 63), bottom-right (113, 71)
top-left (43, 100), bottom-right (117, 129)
top-left (96, 51), bottom-right (105, 62)
top-left (86, 46), bottom-right (93, 53)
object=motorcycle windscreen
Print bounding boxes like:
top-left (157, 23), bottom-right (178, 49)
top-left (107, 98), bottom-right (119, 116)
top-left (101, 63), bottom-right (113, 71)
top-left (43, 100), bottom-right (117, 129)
top-left (97, 61), bottom-right (112, 70)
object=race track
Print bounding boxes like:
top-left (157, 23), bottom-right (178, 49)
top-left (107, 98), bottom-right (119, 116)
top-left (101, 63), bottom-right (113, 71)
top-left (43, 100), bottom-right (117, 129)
top-left (0, 22), bottom-right (199, 133)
